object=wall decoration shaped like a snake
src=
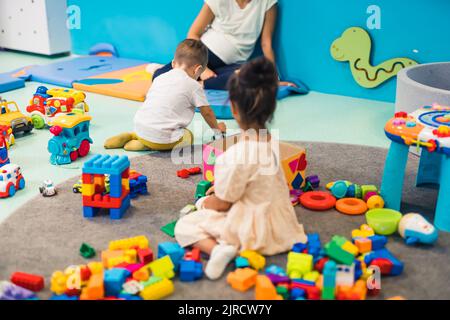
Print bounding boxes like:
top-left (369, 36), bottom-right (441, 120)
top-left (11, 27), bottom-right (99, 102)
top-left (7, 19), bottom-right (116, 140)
top-left (331, 27), bottom-right (418, 89)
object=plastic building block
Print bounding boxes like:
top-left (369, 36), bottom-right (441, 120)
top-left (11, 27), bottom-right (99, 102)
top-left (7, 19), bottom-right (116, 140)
top-left (240, 250), bottom-right (266, 271)
top-left (290, 280), bottom-right (321, 300)
top-left (80, 273), bottom-right (104, 300)
top-left (104, 268), bottom-right (130, 297)
top-left (50, 294), bottom-right (79, 300)
top-left (336, 264), bottom-right (355, 287)
top-left (10, 272), bottom-right (44, 292)
top-left (364, 249), bottom-right (404, 276)
top-left (290, 288), bottom-right (306, 300)
top-left (336, 280), bottom-right (367, 300)
top-left (287, 252), bottom-right (313, 279)
top-left (177, 167), bottom-right (202, 179)
top-left (122, 280), bottom-right (144, 295)
top-left (133, 267), bottom-right (150, 282)
top-left (87, 262), bottom-right (104, 275)
top-left (0, 281), bottom-right (36, 300)
top-left (195, 180), bottom-right (212, 199)
top-left (351, 224), bottom-right (375, 239)
top-left (140, 278), bottom-right (174, 300)
top-left (354, 238), bottom-right (372, 254)
top-left (342, 241), bottom-right (359, 256)
top-left (158, 242), bottom-right (185, 269)
top-left (255, 275), bottom-right (283, 300)
top-left (148, 256), bottom-right (175, 279)
top-left (227, 268), bottom-right (258, 292)
top-left (129, 170), bottom-right (148, 199)
top-left (265, 265), bottom-right (287, 277)
top-left (306, 175), bottom-right (320, 189)
top-left (80, 243), bottom-right (96, 259)
top-left (276, 284), bottom-right (290, 300)
top-left (292, 242), bottom-right (308, 253)
top-left (118, 293), bottom-right (143, 301)
top-left (102, 249), bottom-right (137, 268)
top-left (50, 271), bottom-right (68, 295)
top-left (266, 274), bottom-right (290, 286)
top-left (322, 261), bottom-right (337, 300)
top-left (82, 155), bottom-right (131, 220)
top-left (325, 236), bottom-right (357, 265)
top-left (161, 220), bottom-right (178, 238)
top-left (109, 235), bottom-right (149, 251)
top-left (179, 260), bottom-right (203, 282)
top-left (361, 185), bottom-right (378, 199)
top-left (303, 271), bottom-right (320, 282)
top-left (306, 233), bottom-right (322, 258)
top-left (184, 248), bottom-right (201, 262)
top-left (138, 248), bottom-right (154, 265)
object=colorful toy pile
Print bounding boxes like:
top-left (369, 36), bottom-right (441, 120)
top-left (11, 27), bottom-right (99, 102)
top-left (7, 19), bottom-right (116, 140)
top-left (226, 226), bottom-right (405, 300)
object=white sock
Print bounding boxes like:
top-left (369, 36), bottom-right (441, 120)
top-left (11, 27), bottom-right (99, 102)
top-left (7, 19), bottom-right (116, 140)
top-left (205, 244), bottom-right (238, 280)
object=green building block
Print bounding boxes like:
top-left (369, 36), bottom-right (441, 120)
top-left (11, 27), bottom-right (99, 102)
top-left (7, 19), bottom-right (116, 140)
top-left (161, 220), bottom-right (178, 238)
top-left (195, 180), bottom-right (212, 199)
top-left (276, 285), bottom-right (289, 300)
top-left (325, 240), bottom-right (354, 266)
top-left (322, 286), bottom-right (336, 300)
top-left (79, 243), bottom-right (96, 259)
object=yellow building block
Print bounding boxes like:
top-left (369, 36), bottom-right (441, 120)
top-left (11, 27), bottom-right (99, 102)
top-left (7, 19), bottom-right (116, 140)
top-left (140, 278), bottom-right (174, 300)
top-left (342, 241), bottom-right (359, 256)
top-left (50, 271), bottom-right (68, 295)
top-left (351, 224), bottom-right (375, 239)
top-left (240, 250), bottom-right (266, 271)
top-left (106, 249), bottom-right (137, 269)
top-left (304, 271), bottom-right (320, 282)
top-left (82, 183), bottom-right (95, 197)
top-left (101, 250), bottom-right (124, 267)
top-left (287, 252), bottom-right (313, 279)
top-left (87, 262), bottom-right (104, 275)
top-left (109, 235), bottom-right (149, 251)
top-left (122, 178), bottom-right (130, 190)
top-left (147, 256), bottom-right (175, 279)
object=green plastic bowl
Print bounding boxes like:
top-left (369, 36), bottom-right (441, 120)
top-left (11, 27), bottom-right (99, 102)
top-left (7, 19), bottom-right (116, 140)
top-left (366, 209), bottom-right (403, 235)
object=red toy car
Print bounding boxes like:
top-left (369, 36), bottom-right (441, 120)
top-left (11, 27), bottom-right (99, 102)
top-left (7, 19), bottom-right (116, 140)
top-left (177, 167), bottom-right (202, 179)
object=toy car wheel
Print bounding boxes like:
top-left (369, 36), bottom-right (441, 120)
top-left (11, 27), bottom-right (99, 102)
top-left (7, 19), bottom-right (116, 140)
top-left (24, 121), bottom-right (34, 133)
top-left (31, 115), bottom-right (46, 129)
top-left (70, 151), bottom-right (78, 162)
top-left (7, 184), bottom-right (16, 197)
top-left (78, 140), bottom-right (90, 157)
top-left (18, 178), bottom-right (25, 190)
top-left (73, 187), bottom-right (80, 194)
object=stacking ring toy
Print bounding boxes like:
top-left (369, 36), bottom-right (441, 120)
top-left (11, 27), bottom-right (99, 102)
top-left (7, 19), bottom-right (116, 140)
top-left (367, 195), bottom-right (385, 210)
top-left (300, 191), bottom-right (336, 211)
top-left (336, 198), bottom-right (368, 216)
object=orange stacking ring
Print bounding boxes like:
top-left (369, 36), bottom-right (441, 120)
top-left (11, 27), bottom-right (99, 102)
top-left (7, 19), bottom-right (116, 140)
top-left (300, 191), bottom-right (336, 211)
top-left (336, 198), bottom-right (368, 216)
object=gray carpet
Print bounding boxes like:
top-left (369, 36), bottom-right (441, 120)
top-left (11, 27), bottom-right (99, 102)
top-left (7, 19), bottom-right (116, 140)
top-left (0, 142), bottom-right (448, 300)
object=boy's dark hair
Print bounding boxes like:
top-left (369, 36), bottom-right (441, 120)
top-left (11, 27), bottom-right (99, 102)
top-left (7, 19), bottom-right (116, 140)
top-left (174, 39), bottom-right (209, 68)
top-left (228, 57), bottom-right (278, 128)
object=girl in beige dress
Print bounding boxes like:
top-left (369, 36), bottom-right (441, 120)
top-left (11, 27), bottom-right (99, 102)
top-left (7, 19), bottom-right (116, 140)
top-left (175, 57), bottom-right (307, 280)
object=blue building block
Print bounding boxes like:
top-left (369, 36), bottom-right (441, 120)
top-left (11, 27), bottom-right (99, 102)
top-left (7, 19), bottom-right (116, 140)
top-left (292, 242), bottom-right (307, 253)
top-left (235, 257), bottom-right (250, 269)
top-left (130, 175), bottom-right (148, 199)
top-left (368, 235), bottom-right (388, 250)
top-left (290, 288), bottom-right (306, 300)
top-left (157, 242), bottom-right (185, 269)
top-left (322, 260), bottom-right (337, 300)
top-left (118, 293), bottom-right (143, 300)
top-left (307, 233), bottom-right (322, 258)
top-left (83, 154), bottom-right (130, 176)
top-left (104, 268), bottom-right (131, 297)
top-left (179, 260), bottom-right (203, 282)
top-left (50, 294), bottom-right (79, 300)
top-left (354, 260), bottom-right (362, 281)
top-left (265, 264), bottom-right (287, 277)
top-left (364, 248), bottom-right (404, 276)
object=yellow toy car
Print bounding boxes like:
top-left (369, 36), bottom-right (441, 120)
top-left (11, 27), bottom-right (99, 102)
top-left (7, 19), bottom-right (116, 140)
top-left (72, 175), bottom-right (110, 194)
top-left (0, 98), bottom-right (34, 135)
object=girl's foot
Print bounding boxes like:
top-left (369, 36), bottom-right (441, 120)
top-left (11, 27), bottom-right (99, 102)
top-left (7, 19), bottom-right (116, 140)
top-left (124, 139), bottom-right (150, 151)
top-left (205, 244), bottom-right (237, 280)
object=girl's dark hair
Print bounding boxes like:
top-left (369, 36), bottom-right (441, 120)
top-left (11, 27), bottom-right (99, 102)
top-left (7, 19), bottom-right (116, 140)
top-left (228, 57), bottom-right (278, 128)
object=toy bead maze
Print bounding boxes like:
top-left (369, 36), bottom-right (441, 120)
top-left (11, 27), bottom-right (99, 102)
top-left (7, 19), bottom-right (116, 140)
top-left (381, 105), bottom-right (450, 231)
top-left (203, 135), bottom-right (307, 190)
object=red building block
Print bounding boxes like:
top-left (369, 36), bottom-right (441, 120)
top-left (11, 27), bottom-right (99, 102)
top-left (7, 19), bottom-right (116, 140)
top-left (10, 272), bottom-right (45, 292)
top-left (138, 248), bottom-right (154, 265)
top-left (184, 248), bottom-right (201, 262)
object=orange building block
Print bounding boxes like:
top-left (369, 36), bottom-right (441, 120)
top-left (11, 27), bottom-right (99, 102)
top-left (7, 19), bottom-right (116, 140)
top-left (80, 273), bottom-right (104, 300)
top-left (337, 280), bottom-right (367, 300)
top-left (255, 275), bottom-right (283, 300)
top-left (354, 238), bottom-right (372, 254)
top-left (227, 268), bottom-right (258, 292)
top-left (133, 267), bottom-right (150, 282)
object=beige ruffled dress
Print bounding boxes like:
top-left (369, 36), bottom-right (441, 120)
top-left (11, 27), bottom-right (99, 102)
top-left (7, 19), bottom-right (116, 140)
top-left (175, 138), bottom-right (307, 256)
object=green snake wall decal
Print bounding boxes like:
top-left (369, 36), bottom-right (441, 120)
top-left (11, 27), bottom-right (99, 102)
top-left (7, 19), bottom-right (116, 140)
top-left (331, 27), bottom-right (418, 88)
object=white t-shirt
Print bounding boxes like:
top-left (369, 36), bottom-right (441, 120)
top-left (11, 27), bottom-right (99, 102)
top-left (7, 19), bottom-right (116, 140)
top-left (201, 0), bottom-right (278, 65)
top-left (134, 68), bottom-right (209, 144)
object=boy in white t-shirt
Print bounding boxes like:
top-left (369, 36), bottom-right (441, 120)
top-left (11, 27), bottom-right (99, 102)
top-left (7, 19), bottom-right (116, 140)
top-left (105, 39), bottom-right (226, 151)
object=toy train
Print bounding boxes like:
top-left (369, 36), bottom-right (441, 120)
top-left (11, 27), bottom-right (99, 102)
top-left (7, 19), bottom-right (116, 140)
top-left (47, 113), bottom-right (93, 165)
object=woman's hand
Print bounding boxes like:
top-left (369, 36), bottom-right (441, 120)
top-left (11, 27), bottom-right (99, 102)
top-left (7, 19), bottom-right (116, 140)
top-left (203, 194), bottom-right (232, 212)
top-left (279, 81), bottom-right (298, 88)
top-left (201, 67), bottom-right (217, 81)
